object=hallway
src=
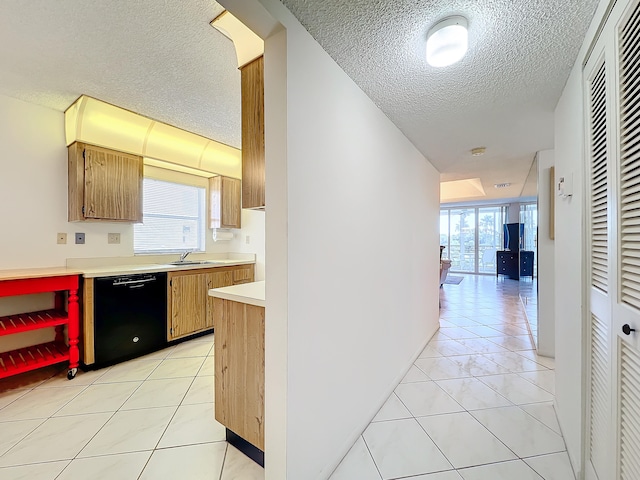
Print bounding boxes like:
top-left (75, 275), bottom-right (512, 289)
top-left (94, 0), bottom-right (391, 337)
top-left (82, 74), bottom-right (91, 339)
top-left (330, 275), bottom-right (574, 480)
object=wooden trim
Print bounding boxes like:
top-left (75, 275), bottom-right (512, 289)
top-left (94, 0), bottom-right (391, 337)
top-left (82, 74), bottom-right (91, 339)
top-left (68, 142), bottom-right (85, 222)
top-left (82, 277), bottom-right (95, 365)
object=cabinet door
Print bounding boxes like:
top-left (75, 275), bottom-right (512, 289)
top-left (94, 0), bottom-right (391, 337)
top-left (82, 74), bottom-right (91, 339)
top-left (241, 56), bottom-right (265, 209)
top-left (209, 176), bottom-right (241, 229)
top-left (206, 270), bottom-right (233, 329)
top-left (170, 273), bottom-right (208, 340)
top-left (232, 265), bottom-right (255, 285)
top-left (83, 145), bottom-right (142, 221)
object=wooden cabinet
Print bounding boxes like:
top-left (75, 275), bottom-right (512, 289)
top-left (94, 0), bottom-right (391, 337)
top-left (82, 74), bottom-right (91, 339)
top-left (241, 56), bottom-right (265, 210)
top-left (167, 264), bottom-right (254, 342)
top-left (209, 176), bottom-right (241, 229)
top-left (213, 297), bottom-right (265, 451)
top-left (68, 142), bottom-right (143, 222)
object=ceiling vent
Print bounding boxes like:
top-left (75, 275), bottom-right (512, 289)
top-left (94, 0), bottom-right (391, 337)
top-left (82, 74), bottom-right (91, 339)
top-left (494, 182), bottom-right (511, 189)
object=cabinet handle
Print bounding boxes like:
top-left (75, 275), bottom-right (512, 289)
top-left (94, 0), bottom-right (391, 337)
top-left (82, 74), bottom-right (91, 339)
top-left (622, 324), bottom-right (636, 335)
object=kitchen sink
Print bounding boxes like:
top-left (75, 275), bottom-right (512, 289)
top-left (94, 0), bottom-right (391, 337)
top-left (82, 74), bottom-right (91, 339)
top-left (168, 260), bottom-right (213, 266)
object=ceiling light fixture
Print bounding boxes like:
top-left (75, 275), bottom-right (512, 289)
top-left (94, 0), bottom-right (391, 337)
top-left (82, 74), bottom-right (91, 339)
top-left (471, 147), bottom-right (486, 156)
top-left (426, 16), bottom-right (468, 68)
top-left (494, 183), bottom-right (511, 189)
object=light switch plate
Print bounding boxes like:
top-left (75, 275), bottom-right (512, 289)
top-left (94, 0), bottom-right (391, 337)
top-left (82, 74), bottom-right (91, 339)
top-left (108, 233), bottom-right (121, 244)
top-left (75, 233), bottom-right (85, 244)
top-left (57, 233), bottom-right (67, 244)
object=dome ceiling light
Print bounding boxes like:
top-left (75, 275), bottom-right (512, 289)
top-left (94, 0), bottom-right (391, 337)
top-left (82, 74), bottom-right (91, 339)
top-left (426, 16), bottom-right (468, 68)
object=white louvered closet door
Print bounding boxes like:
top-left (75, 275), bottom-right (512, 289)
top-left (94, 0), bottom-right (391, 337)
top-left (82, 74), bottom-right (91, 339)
top-left (584, 2), bottom-right (640, 479)
top-left (614, 2), bottom-right (640, 479)
top-left (585, 42), bottom-right (614, 480)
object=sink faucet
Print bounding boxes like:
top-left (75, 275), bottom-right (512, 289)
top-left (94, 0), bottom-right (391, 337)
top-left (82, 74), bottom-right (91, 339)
top-left (179, 251), bottom-right (192, 262)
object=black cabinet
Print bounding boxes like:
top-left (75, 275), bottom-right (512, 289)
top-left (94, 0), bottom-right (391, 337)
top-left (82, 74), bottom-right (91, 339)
top-left (496, 251), bottom-right (519, 280)
top-left (520, 251), bottom-right (534, 278)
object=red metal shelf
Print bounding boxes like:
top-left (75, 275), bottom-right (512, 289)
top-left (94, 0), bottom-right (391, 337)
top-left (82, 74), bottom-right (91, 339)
top-left (0, 309), bottom-right (69, 336)
top-left (0, 341), bottom-right (69, 379)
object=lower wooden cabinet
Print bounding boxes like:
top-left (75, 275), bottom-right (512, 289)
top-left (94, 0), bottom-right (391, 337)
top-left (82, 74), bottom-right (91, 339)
top-left (167, 265), bottom-right (255, 342)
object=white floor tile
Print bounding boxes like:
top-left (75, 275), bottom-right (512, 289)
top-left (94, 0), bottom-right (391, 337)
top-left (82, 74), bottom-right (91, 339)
top-left (430, 340), bottom-right (476, 356)
top-left (0, 413), bottom-right (112, 467)
top-left (182, 375), bottom-right (214, 405)
top-left (518, 370), bottom-right (556, 394)
top-left (363, 418), bottom-right (452, 479)
top-left (400, 472), bottom-right (463, 480)
top-left (0, 388), bottom-right (29, 410)
top-left (414, 357), bottom-right (472, 381)
top-left (401, 365), bottom-right (431, 383)
top-left (56, 451), bottom-right (152, 480)
top-left (395, 382), bottom-right (464, 417)
top-left (0, 460), bottom-right (69, 480)
top-left (419, 344), bottom-right (444, 358)
top-left (455, 338), bottom-right (511, 355)
top-left (0, 385), bottom-right (86, 421)
top-left (458, 460), bottom-right (543, 479)
top-left (220, 445), bottom-right (264, 479)
top-left (483, 352), bottom-right (548, 373)
top-left (519, 403), bottom-right (562, 435)
top-left (417, 412), bottom-right (517, 468)
top-left (486, 335), bottom-right (535, 352)
top-left (329, 436), bottom-right (381, 480)
top-left (158, 402), bottom-right (225, 447)
top-left (79, 406), bottom-right (176, 457)
top-left (477, 374), bottom-right (554, 404)
top-left (166, 341), bottom-right (213, 359)
top-left (372, 393), bottom-right (412, 422)
top-left (435, 378), bottom-right (512, 410)
top-left (517, 351), bottom-right (556, 369)
top-left (93, 358), bottom-right (161, 383)
top-left (0, 419), bottom-right (44, 456)
top-left (446, 354), bottom-right (510, 377)
top-left (471, 406), bottom-right (566, 457)
top-left (524, 452), bottom-right (576, 480)
top-left (120, 377), bottom-right (192, 410)
top-left (139, 442), bottom-right (227, 480)
top-left (439, 327), bottom-right (480, 340)
top-left (197, 356), bottom-right (214, 377)
top-left (54, 382), bottom-right (140, 416)
top-left (146, 357), bottom-right (205, 380)
top-left (38, 367), bottom-right (108, 387)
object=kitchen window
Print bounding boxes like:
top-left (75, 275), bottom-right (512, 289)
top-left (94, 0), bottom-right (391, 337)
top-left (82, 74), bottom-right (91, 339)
top-left (134, 178), bottom-right (206, 254)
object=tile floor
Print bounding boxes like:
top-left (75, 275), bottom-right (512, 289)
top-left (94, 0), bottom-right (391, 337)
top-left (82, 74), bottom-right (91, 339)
top-left (1, 275), bottom-right (571, 480)
top-left (329, 275), bottom-right (575, 480)
top-left (0, 334), bottom-right (264, 480)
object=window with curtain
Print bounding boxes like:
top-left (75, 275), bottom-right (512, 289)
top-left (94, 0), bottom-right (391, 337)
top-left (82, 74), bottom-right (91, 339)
top-left (134, 178), bottom-right (206, 254)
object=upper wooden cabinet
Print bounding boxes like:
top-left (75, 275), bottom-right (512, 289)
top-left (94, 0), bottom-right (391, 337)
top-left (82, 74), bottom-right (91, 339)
top-left (241, 56), bottom-right (265, 210)
top-left (68, 142), bottom-right (143, 222)
top-left (209, 176), bottom-right (241, 229)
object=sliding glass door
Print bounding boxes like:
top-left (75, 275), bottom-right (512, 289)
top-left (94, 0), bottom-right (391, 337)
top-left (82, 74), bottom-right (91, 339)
top-left (440, 205), bottom-right (506, 274)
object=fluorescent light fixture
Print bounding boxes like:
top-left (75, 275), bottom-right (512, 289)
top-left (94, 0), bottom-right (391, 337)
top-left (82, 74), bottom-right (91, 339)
top-left (426, 16), bottom-right (468, 68)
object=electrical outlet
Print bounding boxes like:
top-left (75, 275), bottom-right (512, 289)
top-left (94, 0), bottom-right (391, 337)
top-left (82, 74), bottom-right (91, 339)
top-left (75, 233), bottom-right (85, 244)
top-left (245, 235), bottom-right (251, 245)
top-left (108, 233), bottom-right (121, 244)
top-left (57, 233), bottom-right (67, 244)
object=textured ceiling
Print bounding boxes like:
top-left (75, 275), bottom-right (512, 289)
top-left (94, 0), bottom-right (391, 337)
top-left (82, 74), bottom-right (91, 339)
top-left (0, 0), bottom-right (240, 148)
top-left (0, 1), bottom-right (599, 203)
top-left (280, 0), bottom-right (599, 202)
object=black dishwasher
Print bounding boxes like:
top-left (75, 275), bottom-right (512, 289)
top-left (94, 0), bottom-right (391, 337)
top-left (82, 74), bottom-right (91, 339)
top-left (93, 272), bottom-right (167, 367)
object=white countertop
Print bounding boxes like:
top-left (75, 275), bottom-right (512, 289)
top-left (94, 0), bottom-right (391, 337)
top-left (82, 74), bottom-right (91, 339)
top-left (208, 281), bottom-right (265, 308)
top-left (80, 259), bottom-right (255, 278)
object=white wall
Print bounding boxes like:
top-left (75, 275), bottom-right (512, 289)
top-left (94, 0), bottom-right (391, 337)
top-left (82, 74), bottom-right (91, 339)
top-left (553, 59), bottom-right (585, 473)
top-left (229, 209), bottom-right (265, 280)
top-left (224, 1), bottom-right (441, 478)
top-left (536, 150), bottom-right (555, 357)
